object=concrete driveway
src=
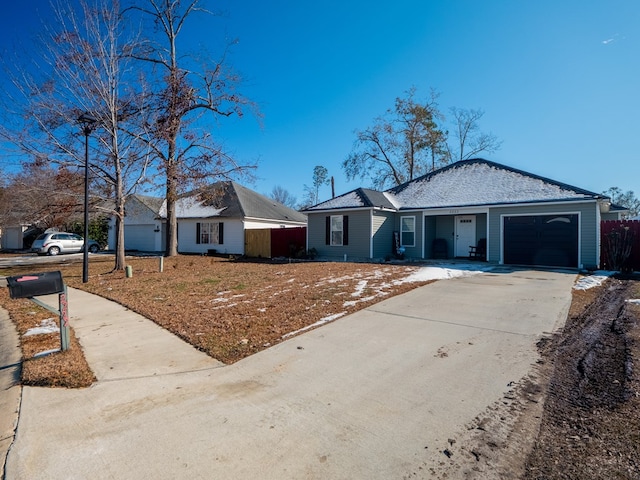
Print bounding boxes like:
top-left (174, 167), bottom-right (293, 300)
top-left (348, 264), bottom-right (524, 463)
top-left (5, 268), bottom-right (575, 479)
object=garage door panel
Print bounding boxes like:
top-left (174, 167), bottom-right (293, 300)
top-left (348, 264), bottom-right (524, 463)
top-left (124, 225), bottom-right (157, 252)
top-left (503, 217), bottom-right (536, 265)
top-left (504, 214), bottom-right (578, 267)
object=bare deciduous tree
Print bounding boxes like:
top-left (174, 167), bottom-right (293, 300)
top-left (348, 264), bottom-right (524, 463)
top-left (603, 187), bottom-right (640, 218)
top-left (268, 185), bottom-right (298, 209)
top-left (342, 88), bottom-right (447, 190)
top-left (0, 0), bottom-right (152, 270)
top-left (3, 164), bottom-right (84, 229)
top-left (446, 107), bottom-right (502, 162)
top-left (342, 88), bottom-right (503, 191)
top-left (126, 0), bottom-right (258, 256)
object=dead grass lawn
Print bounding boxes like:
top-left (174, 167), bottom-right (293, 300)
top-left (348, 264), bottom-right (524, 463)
top-left (1, 255), bottom-right (432, 386)
top-left (0, 255), bottom-right (605, 389)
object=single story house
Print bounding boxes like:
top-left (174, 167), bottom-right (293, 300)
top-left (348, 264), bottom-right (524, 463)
top-left (108, 181), bottom-right (307, 255)
top-left (304, 159), bottom-right (622, 269)
top-left (0, 224), bottom-right (29, 250)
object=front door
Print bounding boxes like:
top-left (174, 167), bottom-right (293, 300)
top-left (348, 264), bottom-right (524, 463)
top-left (455, 215), bottom-right (476, 258)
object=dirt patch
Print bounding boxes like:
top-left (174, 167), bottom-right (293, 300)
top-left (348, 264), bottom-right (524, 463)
top-left (415, 275), bottom-right (640, 480)
top-left (523, 276), bottom-right (640, 479)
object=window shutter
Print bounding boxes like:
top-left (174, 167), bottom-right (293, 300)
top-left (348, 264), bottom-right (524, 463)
top-left (218, 222), bottom-right (224, 244)
top-left (325, 216), bottom-right (330, 245)
top-left (343, 215), bottom-right (349, 245)
top-left (196, 223), bottom-right (201, 244)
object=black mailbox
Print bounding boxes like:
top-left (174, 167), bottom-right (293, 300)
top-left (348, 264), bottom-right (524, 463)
top-left (6, 271), bottom-right (65, 299)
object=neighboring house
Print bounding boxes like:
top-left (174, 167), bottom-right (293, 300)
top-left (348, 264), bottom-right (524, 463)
top-left (304, 159), bottom-right (615, 269)
top-left (107, 194), bottom-right (165, 253)
top-left (109, 182), bottom-right (307, 254)
top-left (602, 204), bottom-right (629, 221)
top-left (0, 224), bottom-right (29, 250)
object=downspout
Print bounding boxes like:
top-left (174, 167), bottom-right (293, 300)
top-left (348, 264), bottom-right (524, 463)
top-left (596, 200), bottom-right (602, 269)
top-left (370, 209), bottom-right (374, 259)
top-left (421, 213), bottom-right (425, 259)
top-left (485, 209), bottom-right (490, 263)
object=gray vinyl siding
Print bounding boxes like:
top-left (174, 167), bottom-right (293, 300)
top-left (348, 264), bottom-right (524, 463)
top-left (601, 211), bottom-right (621, 221)
top-left (395, 213), bottom-right (423, 259)
top-left (424, 216), bottom-right (437, 258)
top-left (372, 211), bottom-right (395, 259)
top-left (488, 201), bottom-right (599, 268)
top-left (307, 210), bottom-right (372, 260)
top-left (434, 216), bottom-right (455, 259)
top-left (476, 214), bottom-right (487, 243)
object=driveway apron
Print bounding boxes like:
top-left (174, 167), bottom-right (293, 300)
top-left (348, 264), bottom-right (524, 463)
top-left (6, 268), bottom-right (575, 479)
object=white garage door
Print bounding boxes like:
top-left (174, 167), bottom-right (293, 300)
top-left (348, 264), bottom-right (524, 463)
top-left (124, 225), bottom-right (157, 252)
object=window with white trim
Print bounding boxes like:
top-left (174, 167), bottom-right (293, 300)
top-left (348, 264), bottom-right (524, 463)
top-left (331, 215), bottom-right (343, 246)
top-left (325, 215), bottom-right (349, 246)
top-left (400, 216), bottom-right (415, 247)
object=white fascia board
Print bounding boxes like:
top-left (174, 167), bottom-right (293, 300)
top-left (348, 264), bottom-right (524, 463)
top-left (243, 216), bottom-right (306, 226)
top-left (412, 198), bottom-right (598, 216)
top-left (306, 207), bottom-right (375, 214)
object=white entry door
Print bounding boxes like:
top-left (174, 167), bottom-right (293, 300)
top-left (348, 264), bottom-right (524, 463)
top-left (455, 215), bottom-right (476, 257)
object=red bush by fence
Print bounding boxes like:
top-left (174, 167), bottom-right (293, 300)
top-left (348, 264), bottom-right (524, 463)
top-left (601, 220), bottom-right (640, 272)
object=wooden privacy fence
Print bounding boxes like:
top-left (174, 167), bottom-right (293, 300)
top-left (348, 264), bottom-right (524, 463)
top-left (600, 220), bottom-right (640, 272)
top-left (245, 227), bottom-right (307, 259)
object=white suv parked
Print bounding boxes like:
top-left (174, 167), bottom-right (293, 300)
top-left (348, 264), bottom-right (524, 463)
top-left (31, 232), bottom-right (101, 256)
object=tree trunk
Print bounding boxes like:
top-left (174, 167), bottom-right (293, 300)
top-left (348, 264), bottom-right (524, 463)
top-left (165, 157), bottom-right (179, 257)
top-left (114, 212), bottom-right (126, 270)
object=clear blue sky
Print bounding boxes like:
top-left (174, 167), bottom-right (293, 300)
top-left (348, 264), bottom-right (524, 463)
top-left (2, 1), bottom-right (639, 205)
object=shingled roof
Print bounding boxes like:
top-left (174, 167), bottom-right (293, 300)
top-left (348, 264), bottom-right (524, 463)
top-left (304, 187), bottom-right (398, 211)
top-left (160, 181), bottom-right (307, 223)
top-left (306, 159), bottom-right (607, 211)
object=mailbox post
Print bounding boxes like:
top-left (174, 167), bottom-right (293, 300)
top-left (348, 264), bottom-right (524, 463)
top-left (6, 271), bottom-right (70, 351)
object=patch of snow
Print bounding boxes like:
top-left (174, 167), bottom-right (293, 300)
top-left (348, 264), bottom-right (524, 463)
top-left (211, 302), bottom-right (238, 310)
top-left (351, 280), bottom-right (368, 297)
top-left (402, 263), bottom-right (492, 283)
top-left (24, 318), bottom-right (59, 336)
top-left (344, 295), bottom-right (377, 308)
top-left (282, 312), bottom-right (347, 339)
top-left (573, 271), bottom-right (615, 290)
top-left (626, 299), bottom-right (640, 304)
top-left (306, 191), bottom-right (365, 210)
top-left (172, 196), bottom-right (226, 218)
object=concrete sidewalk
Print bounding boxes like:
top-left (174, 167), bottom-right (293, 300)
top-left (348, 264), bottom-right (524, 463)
top-left (0, 307), bottom-right (21, 480)
top-left (41, 288), bottom-right (224, 381)
top-left (5, 268), bottom-right (576, 479)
